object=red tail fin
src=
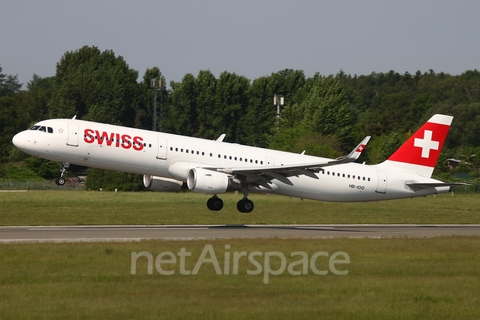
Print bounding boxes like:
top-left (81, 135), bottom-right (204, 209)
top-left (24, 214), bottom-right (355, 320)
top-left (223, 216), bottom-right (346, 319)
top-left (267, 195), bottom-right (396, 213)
top-left (383, 114), bottom-right (452, 177)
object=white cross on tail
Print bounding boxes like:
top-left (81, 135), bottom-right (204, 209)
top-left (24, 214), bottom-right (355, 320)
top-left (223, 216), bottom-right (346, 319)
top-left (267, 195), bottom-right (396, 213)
top-left (414, 130), bottom-right (439, 158)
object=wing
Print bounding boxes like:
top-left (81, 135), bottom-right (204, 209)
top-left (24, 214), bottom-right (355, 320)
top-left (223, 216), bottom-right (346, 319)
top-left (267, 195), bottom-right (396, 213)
top-left (204, 136), bottom-right (370, 187)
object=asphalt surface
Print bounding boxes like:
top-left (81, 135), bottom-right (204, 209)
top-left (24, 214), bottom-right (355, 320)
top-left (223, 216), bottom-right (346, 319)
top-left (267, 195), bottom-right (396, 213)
top-left (0, 224), bottom-right (479, 243)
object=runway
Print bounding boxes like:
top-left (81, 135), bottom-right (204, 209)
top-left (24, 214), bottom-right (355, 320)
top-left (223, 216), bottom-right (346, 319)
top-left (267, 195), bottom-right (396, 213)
top-left (0, 224), bottom-right (479, 243)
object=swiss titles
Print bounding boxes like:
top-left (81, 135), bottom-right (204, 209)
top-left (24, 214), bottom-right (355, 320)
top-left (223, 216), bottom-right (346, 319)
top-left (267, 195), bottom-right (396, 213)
top-left (84, 129), bottom-right (144, 151)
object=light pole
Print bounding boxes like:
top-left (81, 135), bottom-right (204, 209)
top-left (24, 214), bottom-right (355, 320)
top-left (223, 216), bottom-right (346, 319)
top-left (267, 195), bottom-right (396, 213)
top-left (150, 78), bottom-right (163, 131)
top-left (273, 94), bottom-right (284, 121)
top-left (150, 78), bottom-right (157, 131)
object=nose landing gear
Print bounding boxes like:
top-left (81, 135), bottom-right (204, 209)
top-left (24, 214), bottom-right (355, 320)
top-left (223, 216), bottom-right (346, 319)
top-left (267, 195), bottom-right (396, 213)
top-left (55, 162), bottom-right (70, 186)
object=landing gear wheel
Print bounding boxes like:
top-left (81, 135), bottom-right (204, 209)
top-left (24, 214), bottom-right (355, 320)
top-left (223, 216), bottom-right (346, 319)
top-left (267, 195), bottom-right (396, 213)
top-left (55, 177), bottom-right (66, 186)
top-left (55, 162), bottom-right (70, 187)
top-left (237, 199), bottom-right (254, 213)
top-left (207, 196), bottom-right (224, 211)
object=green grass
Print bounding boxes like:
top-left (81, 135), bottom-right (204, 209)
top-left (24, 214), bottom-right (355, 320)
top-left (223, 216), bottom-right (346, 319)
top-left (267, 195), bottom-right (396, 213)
top-left (0, 191), bottom-right (479, 225)
top-left (1, 237), bottom-right (479, 319)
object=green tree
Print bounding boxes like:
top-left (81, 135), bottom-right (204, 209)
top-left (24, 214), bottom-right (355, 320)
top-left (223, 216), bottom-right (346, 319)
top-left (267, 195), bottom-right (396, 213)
top-left (212, 71), bottom-right (250, 143)
top-left (0, 67), bottom-right (27, 163)
top-left (22, 75), bottom-right (54, 122)
top-left (196, 70), bottom-right (218, 139)
top-left (137, 67), bottom-right (168, 130)
top-left (270, 75), bottom-right (354, 155)
top-left (0, 65), bottom-right (22, 96)
top-left (48, 46), bottom-right (139, 126)
top-left (168, 73), bottom-right (198, 136)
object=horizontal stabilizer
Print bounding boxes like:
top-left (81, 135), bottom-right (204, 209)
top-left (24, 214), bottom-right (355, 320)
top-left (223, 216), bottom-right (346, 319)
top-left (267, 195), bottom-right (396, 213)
top-left (407, 182), bottom-right (469, 188)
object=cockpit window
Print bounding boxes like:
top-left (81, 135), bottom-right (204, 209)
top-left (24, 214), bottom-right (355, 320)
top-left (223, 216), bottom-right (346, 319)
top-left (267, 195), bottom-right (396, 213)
top-left (29, 125), bottom-right (54, 133)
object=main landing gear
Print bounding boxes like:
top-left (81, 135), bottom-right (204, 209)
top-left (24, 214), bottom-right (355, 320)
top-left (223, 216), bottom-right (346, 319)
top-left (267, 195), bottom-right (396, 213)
top-left (207, 195), bottom-right (223, 211)
top-left (206, 187), bottom-right (255, 213)
top-left (55, 162), bottom-right (70, 186)
top-left (237, 198), bottom-right (254, 213)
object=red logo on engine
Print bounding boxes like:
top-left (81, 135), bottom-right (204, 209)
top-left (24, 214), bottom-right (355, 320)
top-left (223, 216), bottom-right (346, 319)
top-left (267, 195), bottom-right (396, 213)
top-left (84, 129), bottom-right (144, 151)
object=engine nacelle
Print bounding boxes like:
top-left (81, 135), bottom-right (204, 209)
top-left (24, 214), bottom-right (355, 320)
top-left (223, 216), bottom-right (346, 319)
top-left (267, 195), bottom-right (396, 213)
top-left (143, 175), bottom-right (183, 192)
top-left (187, 168), bottom-right (229, 194)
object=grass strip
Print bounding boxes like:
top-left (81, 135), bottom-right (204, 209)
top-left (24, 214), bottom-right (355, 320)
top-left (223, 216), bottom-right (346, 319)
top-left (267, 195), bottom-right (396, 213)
top-left (0, 191), bottom-right (479, 225)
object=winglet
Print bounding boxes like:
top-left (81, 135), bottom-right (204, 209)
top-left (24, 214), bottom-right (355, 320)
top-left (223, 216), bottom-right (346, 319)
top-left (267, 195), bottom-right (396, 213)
top-left (326, 136), bottom-right (370, 166)
top-left (346, 136), bottom-right (371, 161)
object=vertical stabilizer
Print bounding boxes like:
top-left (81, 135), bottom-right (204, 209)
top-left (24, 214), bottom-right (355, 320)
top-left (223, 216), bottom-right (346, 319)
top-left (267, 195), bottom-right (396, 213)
top-left (381, 114), bottom-right (452, 177)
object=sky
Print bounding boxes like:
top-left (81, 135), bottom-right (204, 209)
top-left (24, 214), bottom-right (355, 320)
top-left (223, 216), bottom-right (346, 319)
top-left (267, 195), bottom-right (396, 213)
top-left (1, 0), bottom-right (479, 87)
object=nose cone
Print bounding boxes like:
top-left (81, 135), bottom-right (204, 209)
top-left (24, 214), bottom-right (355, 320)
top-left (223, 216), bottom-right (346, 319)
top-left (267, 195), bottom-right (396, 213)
top-left (12, 131), bottom-right (29, 152)
top-left (12, 132), bottom-right (21, 148)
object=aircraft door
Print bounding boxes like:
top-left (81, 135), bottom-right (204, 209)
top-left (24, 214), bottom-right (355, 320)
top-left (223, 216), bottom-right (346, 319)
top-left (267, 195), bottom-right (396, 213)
top-left (156, 137), bottom-right (167, 160)
top-left (66, 123), bottom-right (79, 147)
top-left (266, 157), bottom-right (275, 166)
top-left (376, 171), bottom-right (387, 194)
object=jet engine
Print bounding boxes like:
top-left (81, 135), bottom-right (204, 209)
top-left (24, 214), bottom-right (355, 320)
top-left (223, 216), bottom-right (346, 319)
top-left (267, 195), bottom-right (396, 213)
top-left (187, 168), bottom-right (230, 194)
top-left (143, 175), bottom-right (183, 192)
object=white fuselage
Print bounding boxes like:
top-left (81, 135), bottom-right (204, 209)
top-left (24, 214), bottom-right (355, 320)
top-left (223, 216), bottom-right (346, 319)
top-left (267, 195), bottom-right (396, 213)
top-left (12, 118), bottom-right (449, 202)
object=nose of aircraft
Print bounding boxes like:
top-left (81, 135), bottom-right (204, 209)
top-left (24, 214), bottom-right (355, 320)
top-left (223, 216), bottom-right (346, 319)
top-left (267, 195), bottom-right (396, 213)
top-left (12, 131), bottom-right (28, 150)
top-left (12, 132), bottom-right (21, 148)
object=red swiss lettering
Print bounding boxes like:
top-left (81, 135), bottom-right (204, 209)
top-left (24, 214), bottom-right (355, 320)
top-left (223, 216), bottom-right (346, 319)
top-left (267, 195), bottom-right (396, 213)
top-left (84, 129), bottom-right (95, 143)
top-left (133, 136), bottom-right (144, 151)
top-left (95, 130), bottom-right (115, 146)
top-left (83, 128), bottom-right (144, 151)
top-left (121, 134), bottom-right (132, 149)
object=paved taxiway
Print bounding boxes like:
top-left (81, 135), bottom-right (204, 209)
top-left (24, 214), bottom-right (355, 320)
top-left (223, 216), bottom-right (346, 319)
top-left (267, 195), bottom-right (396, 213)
top-left (0, 224), bottom-right (479, 243)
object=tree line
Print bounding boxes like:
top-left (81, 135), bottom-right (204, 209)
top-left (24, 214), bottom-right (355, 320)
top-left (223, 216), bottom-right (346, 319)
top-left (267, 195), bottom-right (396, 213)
top-left (1, 45), bottom-right (479, 190)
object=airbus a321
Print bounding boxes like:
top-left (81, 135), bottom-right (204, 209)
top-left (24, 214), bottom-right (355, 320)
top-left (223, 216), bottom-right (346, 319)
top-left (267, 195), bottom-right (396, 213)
top-left (12, 114), bottom-right (463, 213)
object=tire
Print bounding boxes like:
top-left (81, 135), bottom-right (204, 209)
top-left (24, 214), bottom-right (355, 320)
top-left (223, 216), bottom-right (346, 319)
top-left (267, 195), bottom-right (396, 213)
top-left (207, 197), bottom-right (223, 211)
top-left (55, 177), bottom-right (66, 186)
top-left (237, 199), bottom-right (254, 213)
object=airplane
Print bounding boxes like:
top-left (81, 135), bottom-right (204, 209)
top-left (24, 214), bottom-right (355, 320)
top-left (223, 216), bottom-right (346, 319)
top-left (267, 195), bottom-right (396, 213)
top-left (12, 114), bottom-right (465, 213)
